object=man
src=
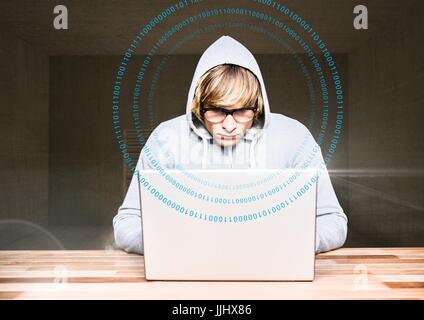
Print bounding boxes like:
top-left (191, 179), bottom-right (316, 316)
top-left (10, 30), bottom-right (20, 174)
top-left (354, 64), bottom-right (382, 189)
top-left (113, 35), bottom-right (348, 254)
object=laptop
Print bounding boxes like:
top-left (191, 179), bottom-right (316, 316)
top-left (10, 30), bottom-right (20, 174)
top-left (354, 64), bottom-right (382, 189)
top-left (138, 169), bottom-right (317, 281)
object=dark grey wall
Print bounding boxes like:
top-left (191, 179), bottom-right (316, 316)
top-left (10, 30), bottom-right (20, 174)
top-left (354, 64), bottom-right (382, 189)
top-left (49, 56), bottom-right (123, 226)
top-left (0, 31), bottom-right (57, 249)
top-left (0, 31), bottom-right (49, 225)
top-left (346, 5), bottom-right (424, 246)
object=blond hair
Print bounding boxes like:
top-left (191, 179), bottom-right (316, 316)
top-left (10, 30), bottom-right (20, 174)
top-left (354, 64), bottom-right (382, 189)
top-left (191, 64), bottom-right (264, 122)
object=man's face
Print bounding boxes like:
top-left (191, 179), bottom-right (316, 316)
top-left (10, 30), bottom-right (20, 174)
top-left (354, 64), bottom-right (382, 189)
top-left (202, 99), bottom-right (254, 148)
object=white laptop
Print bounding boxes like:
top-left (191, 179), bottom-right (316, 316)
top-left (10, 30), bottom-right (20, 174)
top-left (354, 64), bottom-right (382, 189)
top-left (138, 169), bottom-right (317, 281)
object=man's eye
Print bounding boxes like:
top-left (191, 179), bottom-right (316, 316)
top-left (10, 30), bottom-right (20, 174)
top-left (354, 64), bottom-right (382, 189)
top-left (211, 109), bottom-right (225, 114)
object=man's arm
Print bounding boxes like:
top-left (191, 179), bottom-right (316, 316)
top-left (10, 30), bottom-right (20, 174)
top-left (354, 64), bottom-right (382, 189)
top-left (112, 152), bottom-right (146, 255)
top-left (314, 163), bottom-right (348, 253)
top-left (113, 124), bottom-right (175, 254)
top-left (292, 123), bottom-right (348, 254)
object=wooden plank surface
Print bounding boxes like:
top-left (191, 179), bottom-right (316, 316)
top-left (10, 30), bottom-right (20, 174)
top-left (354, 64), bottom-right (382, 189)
top-left (0, 248), bottom-right (423, 299)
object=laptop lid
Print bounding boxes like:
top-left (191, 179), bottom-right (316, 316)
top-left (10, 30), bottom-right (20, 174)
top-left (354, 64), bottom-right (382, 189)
top-left (139, 169), bottom-right (317, 281)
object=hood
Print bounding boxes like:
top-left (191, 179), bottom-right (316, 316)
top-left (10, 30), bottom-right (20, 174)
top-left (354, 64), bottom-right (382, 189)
top-left (185, 35), bottom-right (272, 168)
top-left (186, 35), bottom-right (271, 139)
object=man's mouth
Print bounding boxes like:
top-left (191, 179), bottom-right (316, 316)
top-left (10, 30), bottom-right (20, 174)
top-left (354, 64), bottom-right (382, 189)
top-left (217, 134), bottom-right (237, 139)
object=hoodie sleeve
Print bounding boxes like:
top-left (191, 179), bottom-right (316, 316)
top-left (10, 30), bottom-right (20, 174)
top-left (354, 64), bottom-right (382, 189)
top-left (113, 123), bottom-right (175, 254)
top-left (291, 122), bottom-right (348, 254)
top-left (112, 149), bottom-right (147, 255)
top-left (112, 124), bottom-right (173, 255)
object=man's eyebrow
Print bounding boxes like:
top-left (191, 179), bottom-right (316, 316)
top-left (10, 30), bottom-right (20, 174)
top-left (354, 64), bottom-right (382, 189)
top-left (204, 104), bottom-right (252, 109)
top-left (203, 104), bottom-right (222, 109)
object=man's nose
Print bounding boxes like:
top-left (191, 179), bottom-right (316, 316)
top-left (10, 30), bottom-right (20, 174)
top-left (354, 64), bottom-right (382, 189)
top-left (222, 114), bottom-right (237, 132)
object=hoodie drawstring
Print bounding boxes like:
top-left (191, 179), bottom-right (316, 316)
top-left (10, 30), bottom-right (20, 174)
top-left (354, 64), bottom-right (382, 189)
top-left (249, 139), bottom-right (257, 169)
top-left (200, 137), bottom-right (258, 169)
top-left (201, 137), bottom-right (208, 169)
top-left (229, 145), bottom-right (233, 168)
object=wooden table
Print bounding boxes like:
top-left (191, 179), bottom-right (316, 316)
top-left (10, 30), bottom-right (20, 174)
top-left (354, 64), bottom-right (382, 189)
top-left (0, 248), bottom-right (423, 299)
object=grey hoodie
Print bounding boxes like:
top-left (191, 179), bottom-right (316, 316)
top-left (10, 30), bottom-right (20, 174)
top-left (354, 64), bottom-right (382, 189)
top-left (113, 35), bottom-right (348, 254)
